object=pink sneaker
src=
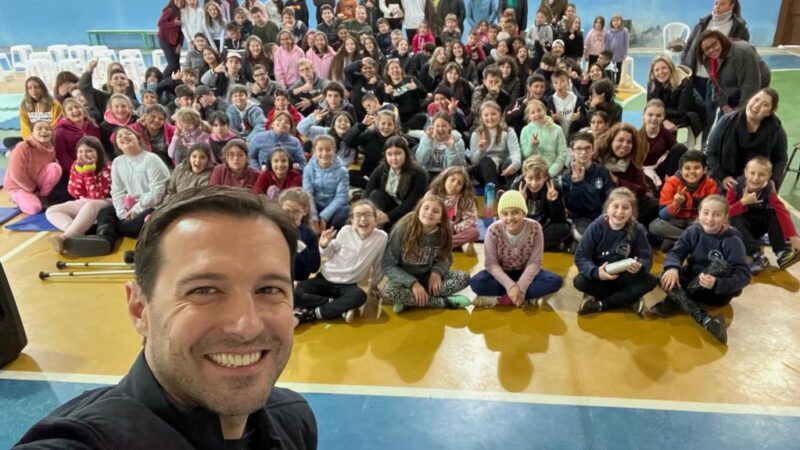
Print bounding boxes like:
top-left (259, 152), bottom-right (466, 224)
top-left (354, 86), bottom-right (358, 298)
top-left (496, 294), bottom-right (513, 306)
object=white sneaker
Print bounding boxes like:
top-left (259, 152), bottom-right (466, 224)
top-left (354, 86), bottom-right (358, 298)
top-left (344, 308), bottom-right (358, 323)
top-left (472, 296), bottom-right (497, 307)
top-left (462, 242), bottom-right (476, 256)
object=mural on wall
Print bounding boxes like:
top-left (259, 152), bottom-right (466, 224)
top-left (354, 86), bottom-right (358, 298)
top-left (0, 0), bottom-right (782, 47)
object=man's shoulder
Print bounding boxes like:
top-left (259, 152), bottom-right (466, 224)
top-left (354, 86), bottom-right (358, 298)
top-left (15, 387), bottom-right (194, 449)
top-left (261, 387), bottom-right (318, 449)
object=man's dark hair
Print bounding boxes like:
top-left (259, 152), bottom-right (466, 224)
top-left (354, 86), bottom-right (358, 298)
top-left (679, 149), bottom-right (707, 168)
top-left (599, 49), bottom-right (613, 60)
top-left (134, 186), bottom-right (299, 300)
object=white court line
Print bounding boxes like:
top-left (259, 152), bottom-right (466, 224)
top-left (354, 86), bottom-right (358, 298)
top-left (2, 370), bottom-right (799, 418)
top-left (0, 231), bottom-right (46, 264)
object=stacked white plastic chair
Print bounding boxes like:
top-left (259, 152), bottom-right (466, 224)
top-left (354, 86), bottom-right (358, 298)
top-left (151, 49), bottom-right (166, 71)
top-left (119, 49), bottom-right (147, 95)
top-left (0, 53), bottom-right (13, 83)
top-left (26, 51), bottom-right (56, 86)
top-left (10, 45), bottom-right (33, 72)
top-left (68, 45), bottom-right (92, 71)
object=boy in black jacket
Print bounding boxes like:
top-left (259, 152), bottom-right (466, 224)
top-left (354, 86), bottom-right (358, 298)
top-left (511, 155), bottom-right (572, 250)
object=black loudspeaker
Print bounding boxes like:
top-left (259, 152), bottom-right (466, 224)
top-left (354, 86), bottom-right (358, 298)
top-left (0, 261), bottom-right (27, 367)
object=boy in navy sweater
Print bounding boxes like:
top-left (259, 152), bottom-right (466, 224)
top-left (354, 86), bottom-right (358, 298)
top-left (559, 131), bottom-right (613, 240)
top-left (657, 195), bottom-right (751, 344)
top-left (573, 187), bottom-right (659, 315)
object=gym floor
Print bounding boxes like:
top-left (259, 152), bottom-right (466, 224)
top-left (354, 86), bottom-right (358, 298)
top-left (1, 51), bottom-right (800, 449)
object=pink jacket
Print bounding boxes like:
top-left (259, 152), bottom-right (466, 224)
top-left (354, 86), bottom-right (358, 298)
top-left (3, 138), bottom-right (57, 192)
top-left (305, 48), bottom-right (336, 81)
top-left (273, 45), bottom-right (306, 88)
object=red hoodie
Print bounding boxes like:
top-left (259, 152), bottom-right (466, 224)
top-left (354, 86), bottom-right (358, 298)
top-left (253, 169), bottom-right (302, 195)
top-left (54, 117), bottom-right (100, 176)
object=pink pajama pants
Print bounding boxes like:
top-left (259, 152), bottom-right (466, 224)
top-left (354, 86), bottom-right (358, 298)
top-left (452, 226), bottom-right (480, 247)
top-left (45, 198), bottom-right (113, 237)
top-left (8, 163), bottom-right (62, 215)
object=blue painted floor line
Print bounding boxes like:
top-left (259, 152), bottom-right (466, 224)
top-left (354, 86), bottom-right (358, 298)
top-left (2, 379), bottom-right (798, 449)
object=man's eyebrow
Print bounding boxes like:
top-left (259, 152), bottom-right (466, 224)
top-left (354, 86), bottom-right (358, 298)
top-left (176, 273), bottom-right (228, 288)
top-left (175, 273), bottom-right (294, 287)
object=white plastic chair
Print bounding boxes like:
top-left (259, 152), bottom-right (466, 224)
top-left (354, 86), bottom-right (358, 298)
top-left (151, 49), bottom-right (166, 70)
top-left (68, 45), bottom-right (91, 71)
top-left (10, 45), bottom-right (33, 72)
top-left (58, 58), bottom-right (82, 75)
top-left (0, 52), bottom-right (12, 74)
top-left (90, 46), bottom-right (116, 61)
top-left (663, 22), bottom-right (691, 63)
top-left (26, 53), bottom-right (56, 86)
top-left (119, 49), bottom-right (145, 64)
top-left (47, 45), bottom-right (70, 64)
top-left (619, 56), bottom-right (636, 90)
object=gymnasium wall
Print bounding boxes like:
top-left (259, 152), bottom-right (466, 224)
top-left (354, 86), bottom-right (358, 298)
top-left (0, 0), bottom-right (781, 48)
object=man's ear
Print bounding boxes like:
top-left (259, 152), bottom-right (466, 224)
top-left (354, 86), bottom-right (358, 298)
top-left (126, 281), bottom-right (150, 338)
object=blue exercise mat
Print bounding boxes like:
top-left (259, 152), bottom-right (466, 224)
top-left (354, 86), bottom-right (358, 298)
top-left (0, 116), bottom-right (20, 129)
top-left (5, 212), bottom-right (58, 231)
top-left (477, 218), bottom-right (494, 242)
top-left (0, 207), bottom-right (21, 224)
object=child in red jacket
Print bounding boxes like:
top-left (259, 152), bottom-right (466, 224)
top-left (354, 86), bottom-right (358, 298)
top-left (411, 21), bottom-right (435, 53)
top-left (649, 150), bottom-right (718, 251)
top-left (727, 157), bottom-right (800, 272)
top-left (46, 136), bottom-right (112, 254)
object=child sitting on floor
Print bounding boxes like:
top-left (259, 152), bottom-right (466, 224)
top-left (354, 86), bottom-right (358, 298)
top-left (649, 150), bottom-right (718, 251)
top-left (573, 187), bottom-right (659, 315)
top-left (657, 195), bottom-right (752, 344)
top-left (426, 167), bottom-right (480, 256)
top-left (381, 195), bottom-right (471, 312)
top-left (294, 200), bottom-right (389, 326)
top-left (727, 157), bottom-right (800, 272)
top-left (510, 156), bottom-right (572, 250)
top-left (470, 190), bottom-right (564, 307)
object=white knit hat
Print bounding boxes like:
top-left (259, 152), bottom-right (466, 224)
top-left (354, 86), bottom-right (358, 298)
top-left (497, 190), bottom-right (528, 215)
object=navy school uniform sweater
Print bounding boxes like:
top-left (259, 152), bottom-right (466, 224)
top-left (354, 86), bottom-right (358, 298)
top-left (559, 163), bottom-right (614, 220)
top-left (574, 215), bottom-right (653, 281)
top-left (295, 224), bottom-right (321, 281)
top-left (663, 224), bottom-right (751, 295)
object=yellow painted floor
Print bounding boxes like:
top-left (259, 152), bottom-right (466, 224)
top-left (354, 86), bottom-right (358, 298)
top-left (2, 183), bottom-right (800, 410)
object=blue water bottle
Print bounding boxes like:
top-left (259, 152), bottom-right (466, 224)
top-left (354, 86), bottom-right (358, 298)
top-left (484, 182), bottom-right (496, 219)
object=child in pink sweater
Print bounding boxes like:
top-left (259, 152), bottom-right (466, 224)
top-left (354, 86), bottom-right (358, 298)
top-left (4, 121), bottom-right (62, 214)
top-left (46, 136), bottom-right (112, 254)
top-left (411, 21), bottom-right (436, 53)
top-left (469, 190), bottom-right (563, 307)
top-left (426, 167), bottom-right (480, 255)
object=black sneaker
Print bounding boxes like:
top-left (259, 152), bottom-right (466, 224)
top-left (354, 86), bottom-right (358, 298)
top-left (777, 249), bottom-right (800, 270)
top-left (630, 298), bottom-right (647, 317)
top-left (294, 308), bottom-right (316, 325)
top-left (63, 236), bottom-right (112, 257)
top-left (650, 297), bottom-right (680, 317)
top-left (701, 315), bottom-right (728, 344)
top-left (578, 295), bottom-right (602, 315)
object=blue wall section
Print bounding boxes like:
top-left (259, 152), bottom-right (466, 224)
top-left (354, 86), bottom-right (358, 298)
top-left (0, 0), bottom-right (781, 48)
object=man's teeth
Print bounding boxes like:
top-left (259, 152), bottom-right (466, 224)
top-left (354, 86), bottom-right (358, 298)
top-left (208, 351), bottom-right (263, 368)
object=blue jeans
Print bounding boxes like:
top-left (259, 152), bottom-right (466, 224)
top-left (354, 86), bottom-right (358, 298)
top-left (469, 269), bottom-right (563, 299)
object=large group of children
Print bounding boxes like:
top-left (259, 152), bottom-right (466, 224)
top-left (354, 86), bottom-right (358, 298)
top-left (3, 0), bottom-right (799, 345)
